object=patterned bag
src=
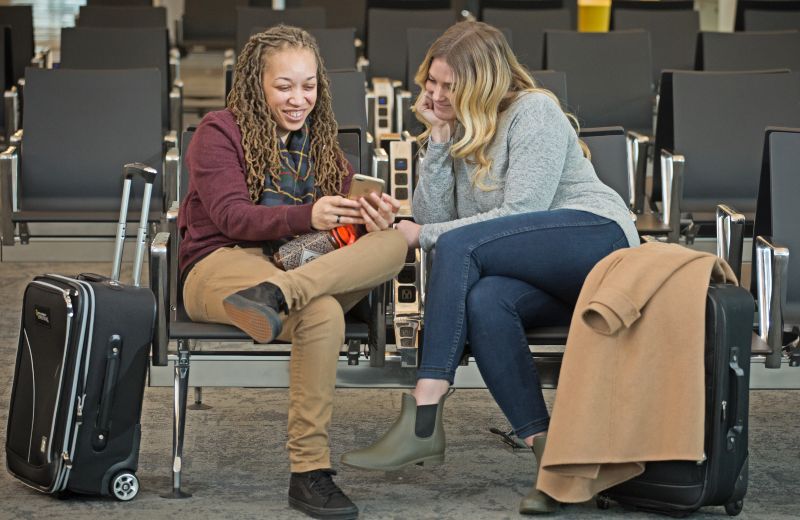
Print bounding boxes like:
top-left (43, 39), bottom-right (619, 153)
top-left (273, 225), bottom-right (358, 270)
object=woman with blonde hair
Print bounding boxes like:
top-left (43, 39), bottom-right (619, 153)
top-left (179, 25), bottom-right (407, 519)
top-left (342, 21), bottom-right (639, 514)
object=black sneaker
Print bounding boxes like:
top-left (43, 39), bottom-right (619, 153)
top-left (222, 281), bottom-right (288, 343)
top-left (288, 469), bottom-right (359, 519)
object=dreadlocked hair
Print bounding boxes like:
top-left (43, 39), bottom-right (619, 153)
top-left (227, 25), bottom-right (346, 203)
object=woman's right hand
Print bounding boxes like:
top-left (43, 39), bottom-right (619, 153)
top-left (311, 195), bottom-right (364, 230)
top-left (415, 93), bottom-right (453, 143)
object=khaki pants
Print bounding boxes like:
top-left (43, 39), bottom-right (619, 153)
top-left (183, 229), bottom-right (407, 472)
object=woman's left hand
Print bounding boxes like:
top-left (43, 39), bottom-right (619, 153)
top-left (359, 193), bottom-right (401, 233)
top-left (396, 219), bottom-right (421, 248)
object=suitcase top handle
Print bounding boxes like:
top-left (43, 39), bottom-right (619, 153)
top-left (124, 163), bottom-right (157, 185)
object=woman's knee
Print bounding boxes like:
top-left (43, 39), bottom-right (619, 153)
top-left (467, 278), bottom-right (516, 323)
top-left (435, 226), bottom-right (471, 258)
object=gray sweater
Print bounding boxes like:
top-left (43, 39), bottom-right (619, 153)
top-left (413, 92), bottom-right (640, 251)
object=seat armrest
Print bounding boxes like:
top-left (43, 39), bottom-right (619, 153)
top-left (167, 200), bottom-right (180, 223)
top-left (354, 38), bottom-right (368, 74)
top-left (368, 281), bottom-right (387, 367)
top-left (371, 147), bottom-right (389, 185)
top-left (167, 201), bottom-right (180, 313)
top-left (755, 235), bottom-right (789, 369)
top-left (658, 148), bottom-right (684, 242)
top-left (164, 130), bottom-right (178, 151)
top-left (626, 130), bottom-right (650, 213)
top-left (10, 128), bottom-right (22, 146)
top-left (460, 9), bottom-right (477, 22)
top-left (150, 231), bottom-right (171, 367)
top-left (715, 204), bottom-right (745, 283)
top-left (169, 47), bottom-right (181, 84)
top-left (4, 88), bottom-right (19, 145)
top-left (164, 145), bottom-right (180, 211)
top-left (31, 48), bottom-right (52, 69)
top-left (0, 145), bottom-right (18, 246)
top-left (395, 89), bottom-right (413, 135)
top-left (169, 86), bottom-right (184, 140)
top-left (223, 52), bottom-right (235, 100)
top-left (175, 18), bottom-right (183, 49)
top-left (357, 56), bottom-right (369, 75)
top-left (16, 78), bottom-right (24, 111)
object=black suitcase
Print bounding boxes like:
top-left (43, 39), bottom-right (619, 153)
top-left (597, 283), bottom-right (753, 517)
top-left (5, 164), bottom-right (158, 501)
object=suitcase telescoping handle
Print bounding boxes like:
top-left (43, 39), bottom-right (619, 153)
top-left (92, 335), bottom-right (122, 451)
top-left (726, 347), bottom-right (747, 451)
top-left (111, 163), bottom-right (158, 286)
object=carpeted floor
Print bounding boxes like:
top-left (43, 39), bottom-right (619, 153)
top-left (1, 262), bottom-right (798, 520)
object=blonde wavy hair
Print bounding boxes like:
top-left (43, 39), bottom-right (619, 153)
top-left (414, 21), bottom-right (585, 190)
top-left (228, 25), bottom-right (346, 202)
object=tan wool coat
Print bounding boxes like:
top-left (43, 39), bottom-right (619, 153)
top-left (536, 242), bottom-right (737, 503)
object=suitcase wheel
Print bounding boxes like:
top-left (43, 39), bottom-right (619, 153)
top-left (724, 500), bottom-right (743, 516)
top-left (596, 496), bottom-right (611, 510)
top-left (110, 471), bottom-right (139, 501)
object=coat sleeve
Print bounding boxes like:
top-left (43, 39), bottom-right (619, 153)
top-left (579, 243), bottom-right (717, 335)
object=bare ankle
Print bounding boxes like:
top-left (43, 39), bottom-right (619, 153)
top-left (523, 430), bottom-right (548, 448)
top-left (412, 379), bottom-right (450, 405)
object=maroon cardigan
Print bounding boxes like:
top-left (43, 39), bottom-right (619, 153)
top-left (178, 109), bottom-right (355, 277)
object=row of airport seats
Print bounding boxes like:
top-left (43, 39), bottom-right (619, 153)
top-left (0, 6), bottom-right (186, 248)
top-left (3, 0), bottom-right (800, 496)
top-left (0, 5), bottom-right (52, 145)
top-left (200, 2), bottom-right (800, 253)
top-left (2, 2), bottom-right (798, 350)
top-left (56, 3), bottom-right (800, 201)
top-left (2, 2), bottom-right (798, 357)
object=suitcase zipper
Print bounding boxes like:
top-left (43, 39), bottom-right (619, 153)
top-left (47, 275), bottom-right (96, 385)
top-left (61, 451), bottom-right (73, 469)
top-left (29, 280), bottom-right (74, 466)
top-left (45, 275), bottom-right (97, 493)
top-left (76, 394), bottom-right (85, 418)
top-left (30, 280), bottom-right (73, 309)
top-left (22, 329), bottom-right (36, 463)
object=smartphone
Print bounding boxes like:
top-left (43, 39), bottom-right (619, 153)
top-left (347, 174), bottom-right (386, 206)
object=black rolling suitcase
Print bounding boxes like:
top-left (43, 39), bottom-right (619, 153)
top-left (5, 164), bottom-right (158, 501)
top-left (597, 284), bottom-right (753, 517)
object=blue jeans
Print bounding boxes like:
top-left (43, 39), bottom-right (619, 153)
top-left (417, 209), bottom-right (629, 438)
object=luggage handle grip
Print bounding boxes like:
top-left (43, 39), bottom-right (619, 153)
top-left (727, 347), bottom-right (746, 443)
top-left (92, 335), bottom-right (121, 451)
top-left (124, 163), bottom-right (157, 185)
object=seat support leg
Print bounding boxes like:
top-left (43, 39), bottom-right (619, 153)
top-left (187, 386), bottom-right (212, 410)
top-left (161, 340), bottom-right (192, 499)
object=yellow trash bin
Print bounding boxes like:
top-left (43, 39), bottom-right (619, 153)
top-left (578, 0), bottom-right (612, 32)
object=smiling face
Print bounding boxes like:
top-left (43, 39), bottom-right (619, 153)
top-left (262, 47), bottom-right (318, 141)
top-left (425, 57), bottom-right (457, 122)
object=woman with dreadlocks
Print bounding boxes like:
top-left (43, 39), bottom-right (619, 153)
top-left (178, 25), bottom-right (407, 519)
